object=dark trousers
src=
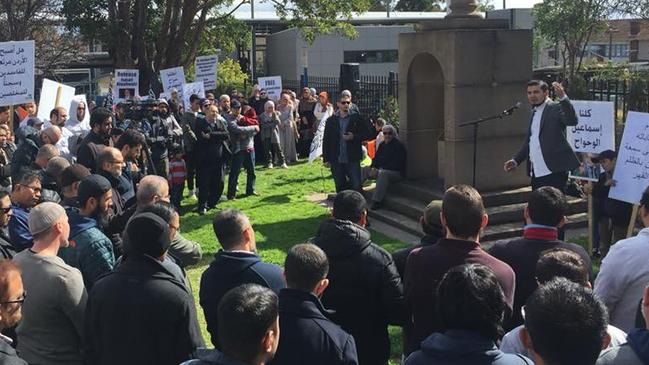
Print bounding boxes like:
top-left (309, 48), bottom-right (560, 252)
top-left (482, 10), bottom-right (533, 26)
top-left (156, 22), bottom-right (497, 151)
top-left (330, 161), bottom-right (362, 193)
top-left (228, 151), bottom-right (256, 197)
top-left (263, 138), bottom-right (285, 165)
top-left (531, 171), bottom-right (569, 240)
top-left (170, 183), bottom-right (184, 211)
top-left (197, 164), bottom-right (224, 210)
top-left (185, 151), bottom-right (196, 191)
top-left (153, 157), bottom-right (169, 179)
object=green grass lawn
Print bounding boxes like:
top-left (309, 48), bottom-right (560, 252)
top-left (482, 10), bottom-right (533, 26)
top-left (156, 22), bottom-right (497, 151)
top-left (179, 159), bottom-right (408, 364)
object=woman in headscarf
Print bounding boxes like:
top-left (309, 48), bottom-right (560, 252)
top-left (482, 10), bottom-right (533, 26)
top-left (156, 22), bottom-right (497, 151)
top-left (277, 94), bottom-right (298, 163)
top-left (297, 87), bottom-right (317, 157)
top-left (258, 100), bottom-right (287, 169)
top-left (313, 92), bottom-right (334, 130)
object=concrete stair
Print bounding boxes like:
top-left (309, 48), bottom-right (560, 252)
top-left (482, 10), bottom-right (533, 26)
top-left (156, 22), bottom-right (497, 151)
top-left (364, 180), bottom-right (588, 243)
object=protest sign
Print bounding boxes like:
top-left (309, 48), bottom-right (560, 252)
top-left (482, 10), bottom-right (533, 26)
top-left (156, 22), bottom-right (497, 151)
top-left (568, 100), bottom-right (615, 182)
top-left (258, 76), bottom-right (282, 101)
top-left (113, 69), bottom-right (139, 103)
top-left (182, 81), bottom-right (205, 108)
top-left (195, 55), bottom-right (218, 90)
top-left (0, 40), bottom-right (35, 107)
top-left (609, 112), bottom-right (649, 204)
top-left (37, 79), bottom-right (75, 121)
top-left (309, 110), bottom-right (331, 163)
top-left (160, 67), bottom-right (186, 94)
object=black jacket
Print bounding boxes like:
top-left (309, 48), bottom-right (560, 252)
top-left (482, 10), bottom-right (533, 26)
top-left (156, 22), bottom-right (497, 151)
top-left (199, 250), bottom-right (285, 347)
top-left (77, 131), bottom-right (111, 173)
top-left (270, 288), bottom-right (358, 365)
top-left (371, 138), bottom-right (407, 177)
top-left (10, 127), bottom-right (40, 180)
top-left (0, 230), bottom-right (16, 260)
top-left (322, 113), bottom-right (372, 164)
top-left (514, 99), bottom-right (580, 175)
top-left (84, 254), bottom-right (204, 365)
top-left (195, 116), bottom-right (231, 167)
top-left (592, 170), bottom-right (633, 226)
top-left (312, 219), bottom-right (406, 365)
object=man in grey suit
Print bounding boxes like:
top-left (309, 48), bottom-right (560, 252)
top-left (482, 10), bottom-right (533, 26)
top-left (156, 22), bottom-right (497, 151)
top-left (504, 80), bottom-right (579, 191)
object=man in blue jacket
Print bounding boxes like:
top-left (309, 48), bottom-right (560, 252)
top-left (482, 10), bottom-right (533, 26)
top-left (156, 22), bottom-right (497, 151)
top-left (8, 170), bottom-right (41, 251)
top-left (59, 174), bottom-right (115, 290)
top-left (199, 209), bottom-right (285, 348)
top-left (271, 243), bottom-right (358, 365)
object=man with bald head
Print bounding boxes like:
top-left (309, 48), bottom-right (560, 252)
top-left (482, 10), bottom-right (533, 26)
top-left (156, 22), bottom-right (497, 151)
top-left (46, 107), bottom-right (74, 159)
top-left (96, 147), bottom-right (133, 214)
top-left (108, 174), bottom-right (202, 267)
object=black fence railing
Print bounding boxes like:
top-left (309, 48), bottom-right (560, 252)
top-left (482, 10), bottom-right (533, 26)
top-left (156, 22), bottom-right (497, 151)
top-left (280, 73), bottom-right (399, 121)
top-left (587, 79), bottom-right (649, 126)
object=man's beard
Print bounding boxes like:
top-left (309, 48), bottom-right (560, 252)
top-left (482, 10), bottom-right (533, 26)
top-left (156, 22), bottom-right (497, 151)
top-left (92, 205), bottom-right (110, 228)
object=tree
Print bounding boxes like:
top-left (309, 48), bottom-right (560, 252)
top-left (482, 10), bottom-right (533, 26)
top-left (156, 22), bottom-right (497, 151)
top-left (0, 0), bottom-right (85, 78)
top-left (62, 0), bottom-right (371, 94)
top-left (534, 0), bottom-right (609, 83)
top-left (610, 0), bottom-right (649, 19)
top-left (394, 0), bottom-right (442, 11)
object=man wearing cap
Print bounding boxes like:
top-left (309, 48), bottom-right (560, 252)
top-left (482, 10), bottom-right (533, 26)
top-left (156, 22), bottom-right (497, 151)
top-left (391, 200), bottom-right (445, 279)
top-left (59, 174), bottom-right (115, 289)
top-left (8, 171), bottom-right (41, 251)
top-left (85, 212), bottom-right (204, 365)
top-left (226, 100), bottom-right (259, 200)
top-left (195, 103), bottom-right (230, 215)
top-left (14, 202), bottom-right (87, 365)
top-left (59, 164), bottom-right (91, 208)
top-left (77, 107), bottom-right (113, 173)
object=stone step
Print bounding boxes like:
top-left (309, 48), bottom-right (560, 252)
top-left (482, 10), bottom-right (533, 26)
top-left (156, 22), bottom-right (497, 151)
top-left (368, 207), bottom-right (588, 243)
top-left (390, 181), bottom-right (534, 207)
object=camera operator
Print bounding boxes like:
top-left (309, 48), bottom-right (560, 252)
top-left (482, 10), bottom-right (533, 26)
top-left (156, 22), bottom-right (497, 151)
top-left (147, 100), bottom-right (182, 178)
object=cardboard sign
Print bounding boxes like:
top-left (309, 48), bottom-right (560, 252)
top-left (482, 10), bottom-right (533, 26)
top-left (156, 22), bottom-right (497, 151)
top-left (0, 40), bottom-right (35, 107)
top-left (37, 78), bottom-right (76, 121)
top-left (568, 101), bottom-right (616, 182)
top-left (609, 112), bottom-right (649, 204)
top-left (113, 69), bottom-right (139, 103)
top-left (160, 67), bottom-right (186, 94)
top-left (182, 81), bottom-right (205, 109)
top-left (195, 55), bottom-right (218, 91)
top-left (258, 76), bottom-right (282, 101)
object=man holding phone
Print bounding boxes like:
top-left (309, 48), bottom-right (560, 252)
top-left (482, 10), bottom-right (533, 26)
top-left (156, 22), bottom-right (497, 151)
top-left (322, 94), bottom-right (373, 193)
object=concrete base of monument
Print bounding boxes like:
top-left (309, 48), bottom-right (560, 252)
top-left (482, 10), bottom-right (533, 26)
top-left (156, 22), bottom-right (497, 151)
top-left (362, 179), bottom-right (588, 244)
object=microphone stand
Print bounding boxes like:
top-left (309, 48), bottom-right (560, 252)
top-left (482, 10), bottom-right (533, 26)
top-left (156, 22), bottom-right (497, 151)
top-left (459, 107), bottom-right (518, 187)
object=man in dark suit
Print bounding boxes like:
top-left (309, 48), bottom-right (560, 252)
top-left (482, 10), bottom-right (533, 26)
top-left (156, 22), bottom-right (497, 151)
top-left (322, 94), bottom-right (373, 192)
top-left (504, 80), bottom-right (579, 191)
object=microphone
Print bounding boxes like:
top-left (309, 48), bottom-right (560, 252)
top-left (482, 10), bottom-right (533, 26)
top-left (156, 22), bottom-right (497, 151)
top-left (502, 101), bottom-right (522, 116)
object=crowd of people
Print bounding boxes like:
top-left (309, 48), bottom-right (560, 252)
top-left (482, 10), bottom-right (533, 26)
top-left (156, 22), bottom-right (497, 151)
top-left (0, 80), bottom-right (645, 365)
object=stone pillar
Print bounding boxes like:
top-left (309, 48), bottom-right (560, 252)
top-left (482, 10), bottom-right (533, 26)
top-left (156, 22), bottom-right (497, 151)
top-left (399, 19), bottom-right (533, 191)
top-left (446, 0), bottom-right (482, 19)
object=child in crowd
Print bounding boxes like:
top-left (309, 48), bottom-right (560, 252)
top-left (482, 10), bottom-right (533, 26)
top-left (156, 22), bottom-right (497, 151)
top-left (168, 144), bottom-right (187, 211)
top-left (585, 149), bottom-right (633, 257)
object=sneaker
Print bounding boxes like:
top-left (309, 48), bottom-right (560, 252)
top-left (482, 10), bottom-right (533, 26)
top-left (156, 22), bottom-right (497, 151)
top-left (266, 163), bottom-right (274, 169)
top-left (592, 249), bottom-right (602, 259)
top-left (198, 207), bottom-right (207, 216)
top-left (246, 191), bottom-right (260, 197)
top-left (281, 163), bottom-right (288, 169)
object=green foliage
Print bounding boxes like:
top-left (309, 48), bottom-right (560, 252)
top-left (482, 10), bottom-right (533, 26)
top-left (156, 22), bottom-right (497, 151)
top-left (394, 0), bottom-right (442, 11)
top-left (378, 96), bottom-right (400, 129)
top-left (216, 58), bottom-right (249, 95)
top-left (534, 0), bottom-right (609, 77)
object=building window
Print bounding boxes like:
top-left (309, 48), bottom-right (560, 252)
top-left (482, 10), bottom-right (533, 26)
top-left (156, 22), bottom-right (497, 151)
top-left (630, 21), bottom-right (640, 37)
top-left (630, 40), bottom-right (639, 62)
top-left (343, 50), bottom-right (398, 64)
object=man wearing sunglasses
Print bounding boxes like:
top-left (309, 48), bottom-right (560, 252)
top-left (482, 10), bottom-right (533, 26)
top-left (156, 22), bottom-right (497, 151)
top-left (0, 191), bottom-right (15, 259)
top-left (322, 95), bottom-right (373, 193)
top-left (8, 171), bottom-right (41, 252)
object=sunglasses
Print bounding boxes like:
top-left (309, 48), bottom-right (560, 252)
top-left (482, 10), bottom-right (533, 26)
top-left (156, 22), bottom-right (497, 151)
top-left (340, 101), bottom-right (351, 105)
top-left (0, 207), bottom-right (10, 214)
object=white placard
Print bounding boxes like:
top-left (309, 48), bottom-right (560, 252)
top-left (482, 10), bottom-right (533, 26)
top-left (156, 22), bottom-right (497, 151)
top-left (568, 100), bottom-right (616, 181)
top-left (113, 69), bottom-right (139, 103)
top-left (182, 81), bottom-right (205, 108)
top-left (0, 40), bottom-right (35, 107)
top-left (309, 109), bottom-right (331, 163)
top-left (37, 79), bottom-right (76, 121)
top-left (609, 112), bottom-right (649, 204)
top-left (195, 55), bottom-right (218, 91)
top-left (160, 67), bottom-right (186, 94)
top-left (258, 76), bottom-right (282, 101)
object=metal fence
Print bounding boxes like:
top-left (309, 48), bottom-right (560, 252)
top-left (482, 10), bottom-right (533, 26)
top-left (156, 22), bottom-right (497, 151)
top-left (587, 78), bottom-right (649, 125)
top-left (282, 73), bottom-right (399, 120)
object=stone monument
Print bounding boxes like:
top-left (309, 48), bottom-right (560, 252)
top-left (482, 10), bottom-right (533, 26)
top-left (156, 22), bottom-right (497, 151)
top-left (398, 0), bottom-right (532, 191)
